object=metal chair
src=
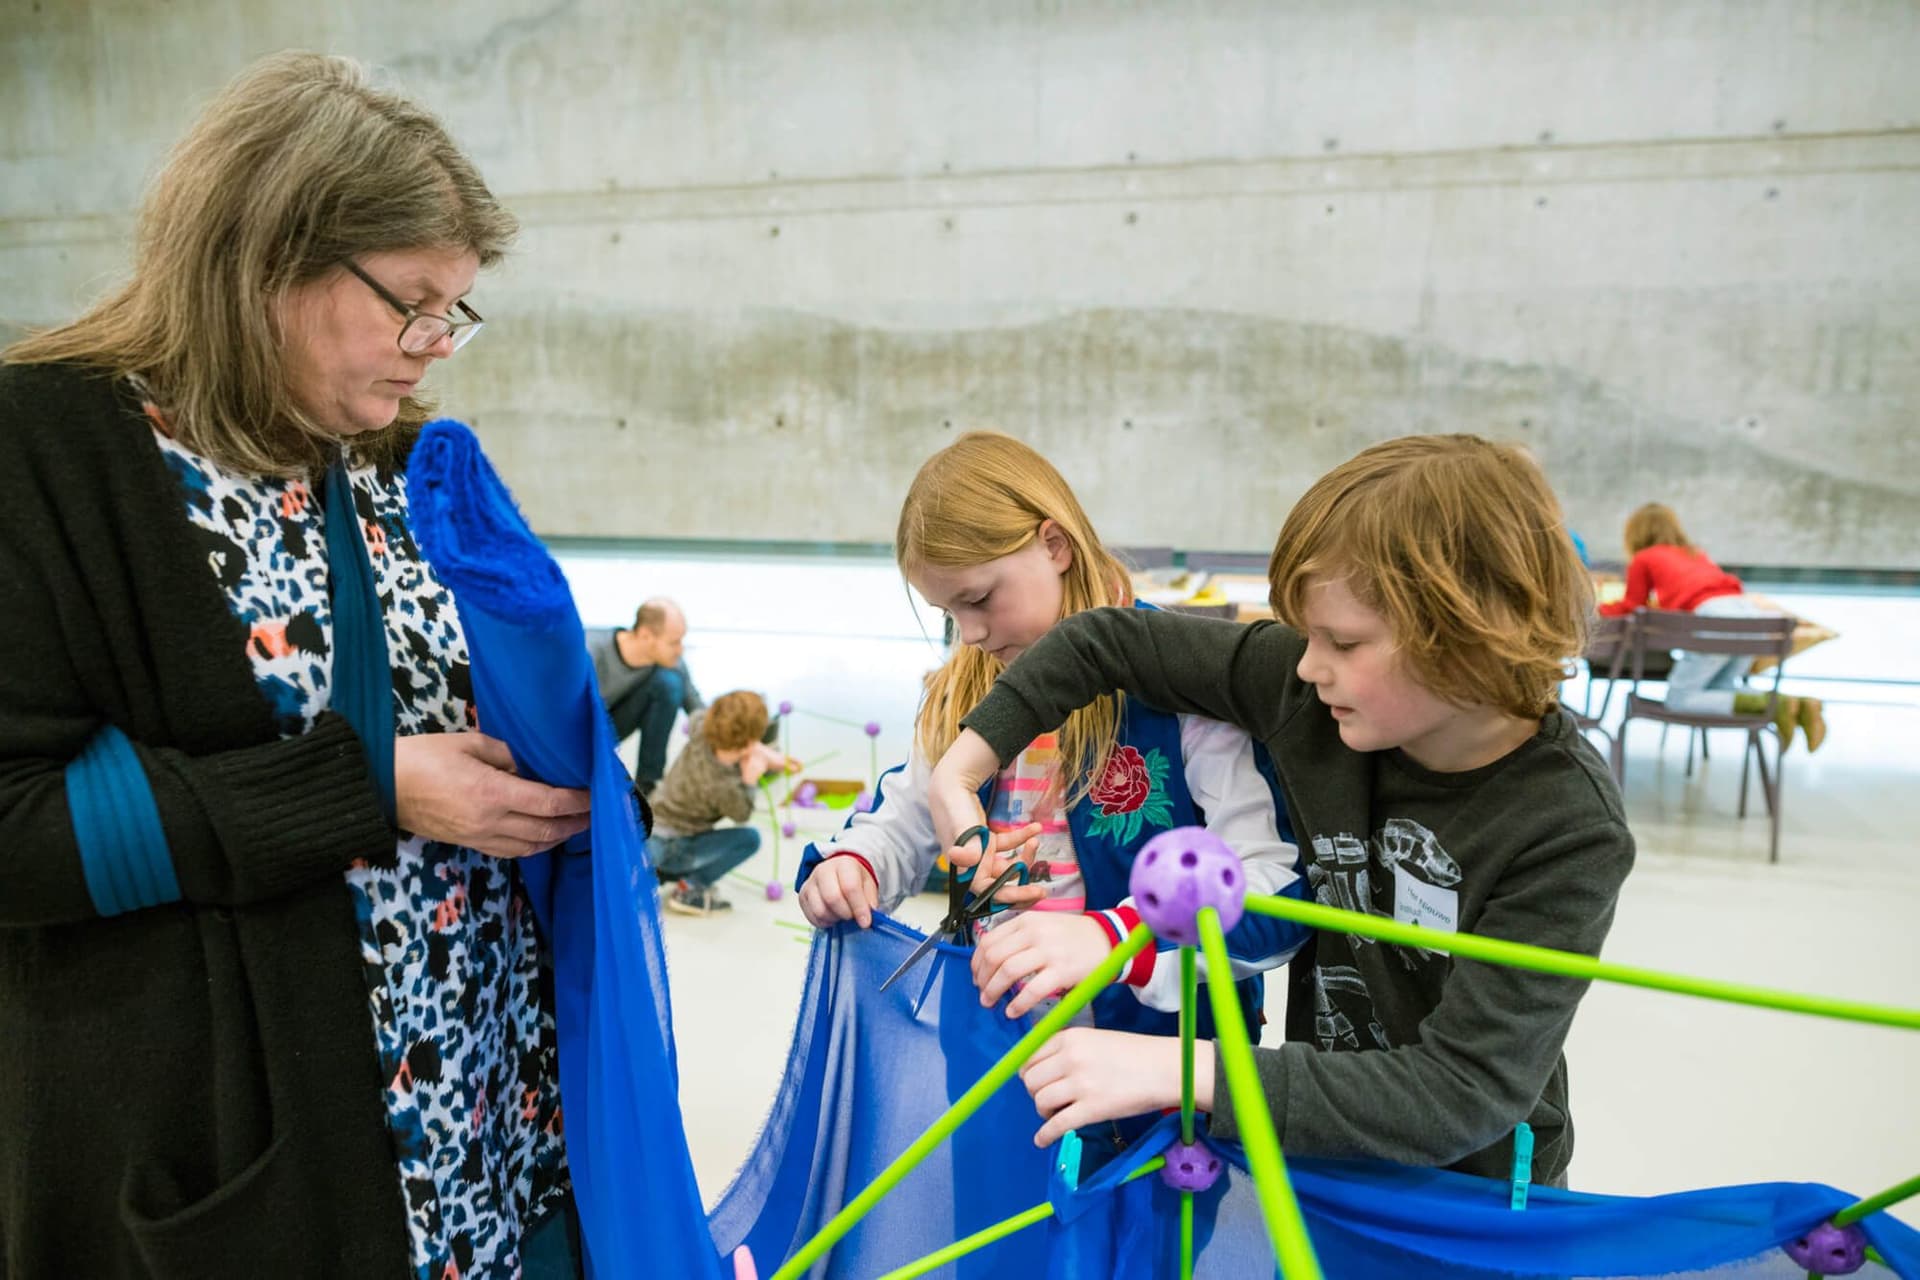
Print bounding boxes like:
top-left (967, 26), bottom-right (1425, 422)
top-left (1568, 613), bottom-right (1630, 778)
top-left (1164, 601), bottom-right (1239, 620)
top-left (1117, 545), bottom-right (1177, 570)
top-left (1182, 550), bottom-right (1271, 573)
top-left (1609, 609), bottom-right (1797, 863)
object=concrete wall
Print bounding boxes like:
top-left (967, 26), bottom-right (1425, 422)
top-left (5, 1), bottom-right (1918, 567)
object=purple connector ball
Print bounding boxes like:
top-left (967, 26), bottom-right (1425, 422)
top-left (1128, 826), bottom-right (1246, 947)
top-left (794, 781), bottom-right (818, 805)
top-left (781, 822), bottom-right (797, 838)
top-left (864, 720), bottom-right (882, 738)
top-left (1783, 1222), bottom-right (1867, 1275)
top-left (779, 700), bottom-right (794, 716)
top-left (1159, 1140), bottom-right (1223, 1193)
top-left (853, 789), bottom-right (874, 813)
top-left (764, 882), bottom-right (784, 902)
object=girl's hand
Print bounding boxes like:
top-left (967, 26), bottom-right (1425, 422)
top-left (971, 911), bottom-right (1111, 1016)
top-left (732, 1245), bottom-right (758, 1279)
top-left (949, 822), bottom-right (1049, 911)
top-left (798, 855), bottom-right (880, 928)
top-left (1019, 1028), bottom-right (1213, 1147)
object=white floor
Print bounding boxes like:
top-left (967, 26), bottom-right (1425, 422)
top-left (558, 548), bottom-right (1920, 1228)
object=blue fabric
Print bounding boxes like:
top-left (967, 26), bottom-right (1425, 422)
top-left (65, 723), bottom-right (180, 916)
top-left (709, 913), bottom-right (1060, 1278)
top-left (714, 920), bottom-right (1920, 1279)
top-left (323, 457), bottom-right (396, 823)
top-left (406, 420), bottom-right (724, 1280)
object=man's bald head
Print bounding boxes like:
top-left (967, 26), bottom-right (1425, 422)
top-left (630, 597), bottom-right (687, 667)
top-left (633, 598), bottom-right (684, 635)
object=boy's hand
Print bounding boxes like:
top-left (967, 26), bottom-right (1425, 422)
top-left (971, 911), bottom-right (1110, 1016)
top-left (928, 728), bottom-right (1001, 851)
top-left (740, 741), bottom-right (783, 786)
top-left (1019, 1028), bottom-right (1212, 1147)
top-left (798, 855), bottom-right (880, 928)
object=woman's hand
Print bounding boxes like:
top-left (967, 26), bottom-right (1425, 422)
top-left (1020, 1028), bottom-right (1212, 1147)
top-left (393, 732), bottom-right (591, 858)
top-left (971, 911), bottom-right (1112, 1016)
top-left (798, 855), bottom-right (880, 928)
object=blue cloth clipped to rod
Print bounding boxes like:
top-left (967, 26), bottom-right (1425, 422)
top-left (406, 419), bottom-right (723, 1280)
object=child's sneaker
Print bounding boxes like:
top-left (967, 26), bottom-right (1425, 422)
top-left (665, 882), bottom-right (732, 916)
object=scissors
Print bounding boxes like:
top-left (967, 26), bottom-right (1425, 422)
top-left (879, 825), bottom-right (1031, 993)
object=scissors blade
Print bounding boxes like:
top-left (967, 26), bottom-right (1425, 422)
top-left (879, 929), bottom-right (946, 993)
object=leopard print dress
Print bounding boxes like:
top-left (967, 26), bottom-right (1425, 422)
top-left (149, 404), bottom-right (568, 1280)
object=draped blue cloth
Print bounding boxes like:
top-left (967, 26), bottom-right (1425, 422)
top-left (409, 417), bottom-right (1918, 1280)
top-left (713, 917), bottom-right (1920, 1279)
top-left (407, 420), bottom-right (723, 1280)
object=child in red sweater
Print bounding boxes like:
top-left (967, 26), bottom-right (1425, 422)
top-left (1599, 503), bottom-right (1825, 751)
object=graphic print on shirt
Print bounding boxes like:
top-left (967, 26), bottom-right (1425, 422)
top-left (1306, 818), bottom-right (1463, 1049)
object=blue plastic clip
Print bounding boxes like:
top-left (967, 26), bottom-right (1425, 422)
top-left (1057, 1128), bottom-right (1084, 1193)
top-left (1510, 1122), bottom-right (1535, 1210)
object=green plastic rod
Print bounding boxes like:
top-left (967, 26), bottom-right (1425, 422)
top-left (1180, 945), bottom-right (1199, 1147)
top-left (1181, 1189), bottom-right (1196, 1279)
top-left (872, 1157), bottom-right (1167, 1280)
top-left (1242, 894), bottom-right (1920, 1032)
top-left (768, 923), bottom-right (1156, 1280)
top-left (1833, 1170), bottom-right (1920, 1227)
top-left (1198, 908), bottom-right (1323, 1278)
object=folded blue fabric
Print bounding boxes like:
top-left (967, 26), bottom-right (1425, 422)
top-left (408, 419), bottom-right (721, 1280)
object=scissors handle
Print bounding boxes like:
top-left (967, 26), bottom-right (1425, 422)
top-left (949, 825), bottom-right (993, 885)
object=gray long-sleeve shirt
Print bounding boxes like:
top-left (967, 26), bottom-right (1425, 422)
top-left (586, 627), bottom-right (702, 739)
top-left (960, 607), bottom-right (1634, 1185)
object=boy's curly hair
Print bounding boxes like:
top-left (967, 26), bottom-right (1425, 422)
top-left (704, 691), bottom-right (770, 753)
top-left (1267, 434), bottom-right (1592, 718)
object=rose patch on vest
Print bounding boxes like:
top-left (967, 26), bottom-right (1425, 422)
top-left (1084, 745), bottom-right (1173, 844)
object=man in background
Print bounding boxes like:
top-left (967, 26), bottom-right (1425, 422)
top-left (588, 597), bottom-right (703, 795)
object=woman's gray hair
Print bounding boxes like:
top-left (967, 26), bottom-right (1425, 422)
top-left (5, 51), bottom-right (517, 475)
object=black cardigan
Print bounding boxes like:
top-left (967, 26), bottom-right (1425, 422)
top-left (0, 363), bottom-right (412, 1276)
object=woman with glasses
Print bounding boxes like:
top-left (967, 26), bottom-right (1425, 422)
top-left (0, 54), bottom-right (588, 1277)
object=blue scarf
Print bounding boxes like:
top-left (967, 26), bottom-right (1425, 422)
top-left (66, 456), bottom-right (395, 914)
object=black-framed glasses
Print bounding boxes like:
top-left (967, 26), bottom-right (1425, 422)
top-left (341, 259), bottom-right (485, 356)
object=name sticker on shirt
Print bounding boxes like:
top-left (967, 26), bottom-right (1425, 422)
top-left (1393, 865), bottom-right (1460, 935)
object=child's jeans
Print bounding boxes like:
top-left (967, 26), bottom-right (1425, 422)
top-left (651, 826), bottom-right (761, 890)
top-left (1665, 594), bottom-right (1777, 714)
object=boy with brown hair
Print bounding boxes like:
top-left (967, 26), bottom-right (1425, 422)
top-left (928, 433), bottom-right (1634, 1187)
top-left (650, 690), bottom-right (795, 916)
